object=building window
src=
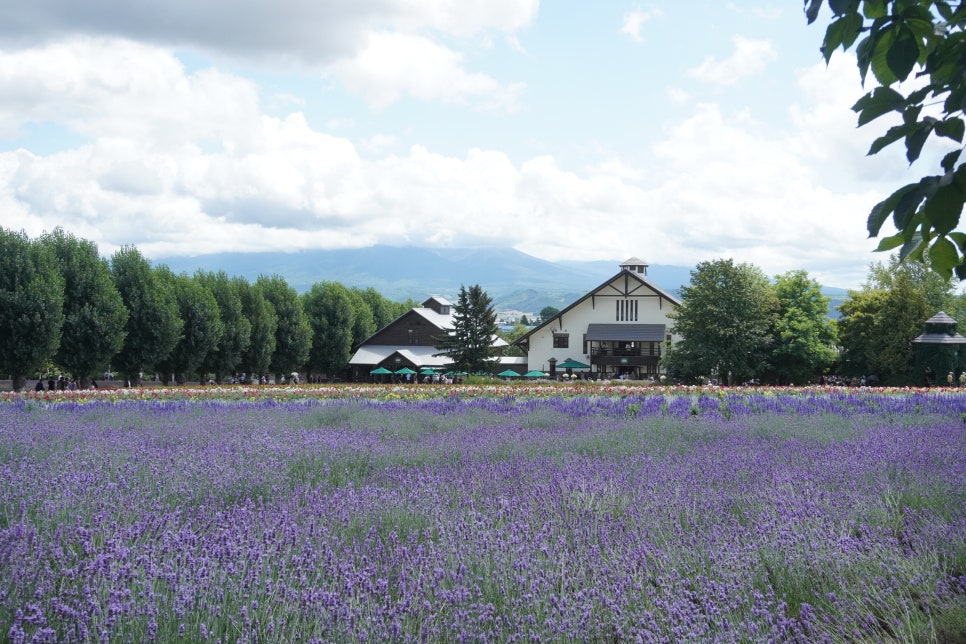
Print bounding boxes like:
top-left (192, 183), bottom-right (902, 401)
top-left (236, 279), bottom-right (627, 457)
top-left (553, 333), bottom-right (569, 349)
top-left (616, 299), bottom-right (638, 321)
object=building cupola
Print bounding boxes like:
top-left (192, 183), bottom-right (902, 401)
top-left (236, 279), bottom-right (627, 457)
top-left (620, 256), bottom-right (648, 276)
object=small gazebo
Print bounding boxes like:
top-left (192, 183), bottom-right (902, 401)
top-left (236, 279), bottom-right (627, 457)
top-left (912, 311), bottom-right (966, 386)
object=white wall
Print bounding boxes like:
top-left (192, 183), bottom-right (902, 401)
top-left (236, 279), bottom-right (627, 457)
top-left (526, 274), bottom-right (679, 373)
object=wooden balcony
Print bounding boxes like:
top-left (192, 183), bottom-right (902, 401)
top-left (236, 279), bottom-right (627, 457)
top-left (590, 346), bottom-right (661, 368)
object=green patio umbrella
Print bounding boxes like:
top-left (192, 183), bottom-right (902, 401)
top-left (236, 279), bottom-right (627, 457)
top-left (557, 359), bottom-right (590, 369)
top-left (524, 370), bottom-right (548, 378)
top-left (419, 368), bottom-right (437, 375)
top-left (370, 367), bottom-right (392, 375)
top-left (497, 369), bottom-right (520, 378)
top-left (394, 367), bottom-right (417, 375)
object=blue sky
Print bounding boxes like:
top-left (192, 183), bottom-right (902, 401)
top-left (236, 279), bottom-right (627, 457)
top-left (0, 1), bottom-right (931, 288)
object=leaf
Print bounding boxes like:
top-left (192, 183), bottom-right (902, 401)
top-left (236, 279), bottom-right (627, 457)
top-left (886, 27), bottom-right (921, 81)
top-left (894, 182), bottom-right (927, 229)
top-left (805, 0), bottom-right (823, 24)
top-left (870, 28), bottom-right (900, 85)
top-left (922, 181), bottom-right (965, 234)
top-left (852, 86), bottom-right (906, 125)
top-left (905, 121), bottom-right (934, 163)
top-left (936, 1), bottom-right (954, 21)
top-left (868, 124), bottom-right (911, 155)
top-left (828, 0), bottom-right (857, 14)
top-left (899, 232), bottom-right (926, 262)
top-left (928, 236), bottom-right (958, 279)
top-left (823, 13), bottom-right (865, 60)
top-left (935, 117), bottom-right (965, 142)
top-left (867, 183), bottom-right (919, 236)
top-left (941, 149), bottom-right (962, 173)
top-left (874, 232), bottom-right (906, 251)
top-left (856, 35), bottom-right (875, 84)
top-left (862, 0), bottom-right (887, 19)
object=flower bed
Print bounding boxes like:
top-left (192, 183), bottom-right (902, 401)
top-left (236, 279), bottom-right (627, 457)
top-left (1, 393), bottom-right (964, 642)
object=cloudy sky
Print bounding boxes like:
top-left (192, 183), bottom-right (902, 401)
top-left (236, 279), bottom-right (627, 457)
top-left (0, 1), bottom-right (934, 288)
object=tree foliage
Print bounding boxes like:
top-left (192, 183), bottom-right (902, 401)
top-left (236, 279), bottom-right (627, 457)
top-left (258, 275), bottom-right (311, 379)
top-left (238, 278), bottom-right (277, 379)
top-left (153, 269), bottom-right (224, 385)
top-left (807, 0), bottom-right (966, 278)
top-left (866, 252), bottom-right (955, 312)
top-left (302, 281), bottom-right (355, 378)
top-left (771, 270), bottom-right (838, 384)
top-left (436, 284), bottom-right (498, 374)
top-left (110, 247), bottom-right (183, 386)
top-left (41, 228), bottom-right (127, 387)
top-left (837, 288), bottom-right (889, 376)
top-left (345, 287), bottom-right (377, 350)
top-left (539, 306), bottom-right (560, 323)
top-left (664, 259), bottom-right (779, 384)
top-left (355, 286), bottom-right (404, 331)
top-left (195, 271), bottom-right (251, 383)
top-left (0, 228), bottom-right (65, 391)
top-left (837, 267), bottom-right (931, 382)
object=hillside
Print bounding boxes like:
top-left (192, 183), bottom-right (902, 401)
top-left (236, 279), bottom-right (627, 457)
top-left (156, 246), bottom-right (848, 316)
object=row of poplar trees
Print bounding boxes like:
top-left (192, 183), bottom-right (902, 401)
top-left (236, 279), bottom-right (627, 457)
top-left (0, 227), bottom-right (416, 392)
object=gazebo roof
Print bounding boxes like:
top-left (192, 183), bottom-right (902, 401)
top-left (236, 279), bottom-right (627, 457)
top-left (912, 332), bottom-right (966, 344)
top-left (924, 311), bottom-right (958, 325)
top-left (913, 311), bottom-right (966, 344)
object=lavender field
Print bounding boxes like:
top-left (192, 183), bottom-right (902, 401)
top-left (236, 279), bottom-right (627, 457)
top-left (1, 391), bottom-right (965, 642)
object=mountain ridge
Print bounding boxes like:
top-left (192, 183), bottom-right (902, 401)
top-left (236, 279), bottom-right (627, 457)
top-left (155, 246), bottom-right (849, 315)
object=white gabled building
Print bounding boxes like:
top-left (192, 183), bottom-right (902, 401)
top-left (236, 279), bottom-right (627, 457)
top-left (513, 257), bottom-right (681, 380)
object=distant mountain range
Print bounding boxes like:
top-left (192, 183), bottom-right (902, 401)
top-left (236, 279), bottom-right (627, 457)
top-left (156, 246), bottom-right (850, 317)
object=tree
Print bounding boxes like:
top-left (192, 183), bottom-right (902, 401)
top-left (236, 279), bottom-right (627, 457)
top-left (41, 228), bottom-right (127, 388)
top-left (196, 271), bottom-right (251, 383)
top-left (837, 271), bottom-right (931, 383)
top-left (258, 275), bottom-right (311, 382)
top-left (0, 228), bottom-right (64, 391)
top-left (153, 269), bottom-right (223, 385)
top-left (771, 270), bottom-right (838, 384)
top-left (346, 287), bottom-right (376, 350)
top-left (837, 288), bottom-right (887, 377)
top-left (355, 286), bottom-right (400, 330)
top-left (539, 306), bottom-right (560, 323)
top-left (302, 281), bottom-right (355, 379)
top-left (436, 284), bottom-right (498, 374)
top-left (519, 314), bottom-right (531, 326)
top-left (238, 278), bottom-right (277, 380)
top-left (872, 270), bottom-right (932, 382)
top-left (806, 1), bottom-right (966, 279)
top-left (867, 252), bottom-right (954, 313)
top-left (497, 323), bottom-right (531, 357)
top-left (110, 247), bottom-right (183, 386)
top-left (663, 259), bottom-right (779, 384)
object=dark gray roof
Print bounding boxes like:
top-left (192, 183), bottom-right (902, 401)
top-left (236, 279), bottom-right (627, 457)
top-left (912, 333), bottom-right (966, 344)
top-left (925, 311), bottom-right (957, 325)
top-left (586, 323), bottom-right (666, 341)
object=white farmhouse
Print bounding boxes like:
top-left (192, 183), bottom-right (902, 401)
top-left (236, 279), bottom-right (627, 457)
top-left (514, 257), bottom-right (681, 380)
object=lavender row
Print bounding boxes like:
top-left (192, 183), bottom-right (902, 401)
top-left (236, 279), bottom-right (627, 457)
top-left (1, 394), bottom-right (964, 642)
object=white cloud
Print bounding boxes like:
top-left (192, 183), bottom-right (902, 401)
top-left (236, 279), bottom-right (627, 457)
top-left (328, 30), bottom-right (525, 111)
top-left (688, 35), bottom-right (778, 86)
top-left (620, 7), bottom-right (662, 43)
top-left (0, 37), bottom-right (263, 149)
top-left (0, 0), bottom-right (539, 63)
top-left (0, 23), bottom-right (920, 290)
top-left (666, 87), bottom-right (690, 105)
